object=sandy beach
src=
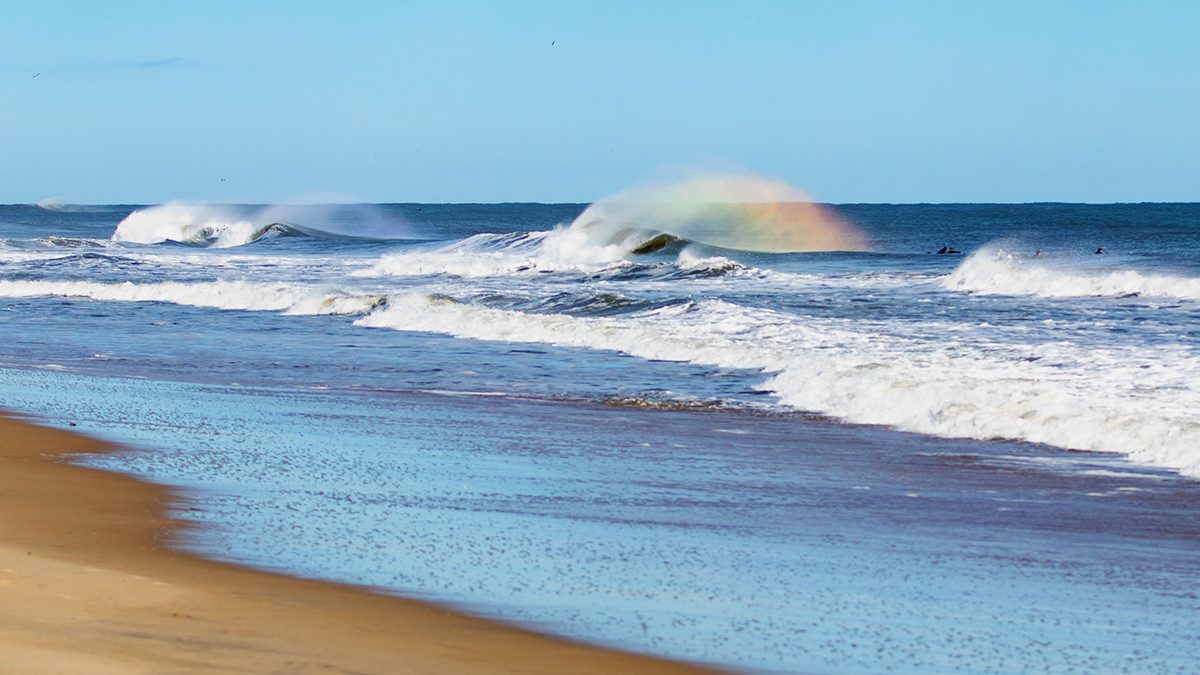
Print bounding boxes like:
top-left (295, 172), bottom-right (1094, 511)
top-left (0, 413), bottom-right (710, 674)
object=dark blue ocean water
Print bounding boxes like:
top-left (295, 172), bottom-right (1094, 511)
top-left (1, 199), bottom-right (1198, 672)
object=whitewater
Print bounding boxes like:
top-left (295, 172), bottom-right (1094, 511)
top-left (1, 194), bottom-right (1198, 671)
top-left (4, 197), bottom-right (1197, 475)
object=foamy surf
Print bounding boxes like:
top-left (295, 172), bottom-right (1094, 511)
top-left (353, 229), bottom-right (684, 278)
top-left (946, 246), bottom-right (1200, 301)
top-left (0, 279), bottom-right (384, 316)
top-left (355, 293), bottom-right (1200, 477)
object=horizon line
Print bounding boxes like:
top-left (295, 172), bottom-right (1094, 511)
top-left (11, 199), bottom-right (1200, 208)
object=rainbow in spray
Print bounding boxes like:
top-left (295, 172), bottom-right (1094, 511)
top-left (569, 174), bottom-right (867, 253)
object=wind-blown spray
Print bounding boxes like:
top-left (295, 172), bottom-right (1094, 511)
top-left (567, 174), bottom-right (866, 253)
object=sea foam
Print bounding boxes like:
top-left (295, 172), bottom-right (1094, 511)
top-left (946, 247), bottom-right (1200, 300)
top-left (0, 279), bottom-right (383, 316)
top-left (354, 293), bottom-right (1200, 477)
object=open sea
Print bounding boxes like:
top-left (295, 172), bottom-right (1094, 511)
top-left (1, 197), bottom-right (1198, 672)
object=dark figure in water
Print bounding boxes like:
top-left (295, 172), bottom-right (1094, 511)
top-left (1095, 247), bottom-right (1105, 254)
top-left (937, 246), bottom-right (948, 254)
top-left (948, 247), bottom-right (960, 254)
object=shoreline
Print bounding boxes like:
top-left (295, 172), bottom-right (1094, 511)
top-left (0, 412), bottom-right (712, 674)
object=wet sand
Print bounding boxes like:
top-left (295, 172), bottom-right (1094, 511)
top-left (0, 413), bottom-right (710, 674)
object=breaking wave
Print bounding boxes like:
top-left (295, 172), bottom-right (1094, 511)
top-left (34, 198), bottom-right (110, 213)
top-left (114, 204), bottom-right (298, 247)
top-left (356, 174), bottom-right (861, 278)
top-left (354, 232), bottom-right (563, 278)
top-left (567, 174), bottom-right (867, 253)
top-left (111, 203), bottom-right (399, 248)
top-left (354, 234), bottom-right (753, 281)
top-left (946, 247), bottom-right (1200, 301)
top-left (354, 293), bottom-right (1200, 477)
top-left (0, 279), bottom-right (384, 316)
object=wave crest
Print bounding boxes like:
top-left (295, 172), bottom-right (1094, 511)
top-left (565, 174), bottom-right (867, 254)
top-left (111, 202), bottom-right (409, 248)
top-left (355, 174), bottom-right (863, 278)
top-left (112, 203), bottom-right (292, 247)
top-left (945, 247), bottom-right (1200, 301)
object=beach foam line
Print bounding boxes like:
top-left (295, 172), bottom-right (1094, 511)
top-left (355, 293), bottom-right (1200, 476)
top-left (0, 279), bottom-right (384, 316)
top-left (0, 413), bottom-right (710, 673)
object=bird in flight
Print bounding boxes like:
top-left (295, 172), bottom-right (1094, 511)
top-left (551, 41), bottom-right (555, 46)
top-left (32, 72), bottom-right (40, 79)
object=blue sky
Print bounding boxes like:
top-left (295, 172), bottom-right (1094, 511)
top-left (3, 1), bottom-right (1198, 203)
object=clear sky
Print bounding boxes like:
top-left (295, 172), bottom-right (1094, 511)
top-left (3, 1), bottom-right (1198, 204)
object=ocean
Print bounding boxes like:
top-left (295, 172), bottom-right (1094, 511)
top-left (1, 196), bottom-right (1198, 672)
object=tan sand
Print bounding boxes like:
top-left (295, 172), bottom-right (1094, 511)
top-left (0, 414), bottom-right (714, 674)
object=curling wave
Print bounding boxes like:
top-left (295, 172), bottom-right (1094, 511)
top-left (354, 293), bottom-right (1200, 477)
top-left (111, 203), bottom-right (386, 248)
top-left (357, 174), bottom-right (863, 278)
top-left (353, 226), bottom-right (758, 281)
top-left (566, 174), bottom-right (867, 254)
top-left (946, 247), bottom-right (1200, 301)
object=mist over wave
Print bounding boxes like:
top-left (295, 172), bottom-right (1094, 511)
top-left (34, 197), bottom-right (110, 213)
top-left (567, 174), bottom-right (867, 254)
top-left (946, 245), bottom-right (1200, 300)
top-left (356, 175), bottom-right (860, 278)
top-left (112, 202), bottom-right (413, 247)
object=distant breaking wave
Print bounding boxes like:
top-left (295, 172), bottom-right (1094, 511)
top-left (946, 246), bottom-right (1200, 301)
top-left (112, 202), bottom-right (403, 248)
top-left (34, 198), bottom-right (109, 213)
